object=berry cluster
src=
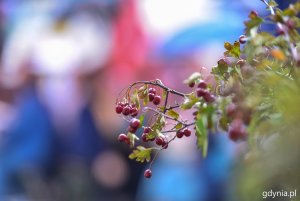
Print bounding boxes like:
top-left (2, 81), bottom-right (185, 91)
top-left (176, 128), bottom-right (191, 138)
top-left (155, 136), bottom-right (168, 149)
top-left (116, 102), bottom-right (139, 117)
top-left (148, 87), bottom-right (161, 105)
top-left (141, 127), bottom-right (154, 142)
top-left (128, 118), bottom-right (141, 133)
top-left (195, 80), bottom-right (215, 103)
top-left (225, 102), bottom-right (249, 141)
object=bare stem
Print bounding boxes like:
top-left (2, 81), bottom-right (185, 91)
top-left (163, 90), bottom-right (169, 114)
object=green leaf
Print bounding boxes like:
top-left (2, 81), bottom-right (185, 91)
top-left (139, 115), bottom-right (145, 126)
top-left (146, 115), bottom-right (166, 140)
top-left (129, 146), bottom-right (152, 163)
top-left (195, 116), bottom-right (208, 158)
top-left (167, 109), bottom-right (179, 119)
top-left (181, 93), bottom-right (199, 110)
top-left (244, 16), bottom-right (264, 33)
top-left (175, 123), bottom-right (183, 130)
top-left (224, 41), bottom-right (241, 58)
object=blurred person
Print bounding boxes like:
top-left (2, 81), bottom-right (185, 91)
top-left (0, 0), bottom-right (153, 200)
top-left (0, 68), bottom-right (55, 200)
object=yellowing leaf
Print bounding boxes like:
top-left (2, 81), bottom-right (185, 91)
top-left (271, 49), bottom-right (286, 61)
top-left (167, 109), bottom-right (179, 119)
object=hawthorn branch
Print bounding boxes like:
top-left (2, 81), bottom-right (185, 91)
top-left (261, 0), bottom-right (299, 62)
top-left (128, 80), bottom-right (187, 97)
top-left (143, 107), bottom-right (184, 124)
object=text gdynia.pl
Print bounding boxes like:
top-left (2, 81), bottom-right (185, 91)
top-left (262, 189), bottom-right (297, 199)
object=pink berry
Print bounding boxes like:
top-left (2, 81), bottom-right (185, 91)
top-left (144, 169), bottom-right (152, 178)
top-left (183, 128), bottom-right (191, 137)
top-left (148, 93), bottom-right (155, 102)
top-left (188, 82), bottom-right (195, 88)
top-left (115, 104), bottom-right (123, 114)
top-left (131, 107), bottom-right (138, 117)
top-left (148, 88), bottom-right (157, 95)
top-left (239, 35), bottom-right (247, 44)
top-left (197, 80), bottom-right (207, 89)
top-left (196, 88), bottom-right (208, 97)
top-left (122, 105), bottom-right (131, 116)
top-left (228, 119), bottom-right (247, 141)
top-left (176, 130), bottom-right (184, 138)
top-left (143, 127), bottom-right (151, 134)
top-left (130, 118), bottom-right (141, 129)
top-left (153, 95), bottom-right (161, 105)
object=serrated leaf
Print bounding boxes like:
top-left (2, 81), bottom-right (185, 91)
top-left (167, 109), bottom-right (179, 119)
top-left (129, 146), bottom-right (152, 163)
top-left (244, 16), bottom-right (264, 33)
top-left (181, 94), bottom-right (199, 110)
top-left (224, 41), bottom-right (241, 58)
top-left (195, 115), bottom-right (208, 158)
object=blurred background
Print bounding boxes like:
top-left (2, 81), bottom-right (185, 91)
top-left (0, 0), bottom-right (297, 201)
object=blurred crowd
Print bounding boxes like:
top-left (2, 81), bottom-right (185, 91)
top-left (0, 0), bottom-right (295, 201)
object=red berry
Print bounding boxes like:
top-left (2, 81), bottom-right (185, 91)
top-left (148, 88), bottom-right (157, 95)
top-left (144, 169), bottom-right (152, 179)
top-left (197, 80), bottom-right (207, 89)
top-left (183, 128), bottom-right (191, 137)
top-left (155, 137), bottom-right (164, 146)
top-left (228, 119), bottom-right (247, 141)
top-left (192, 111), bottom-right (198, 116)
top-left (226, 103), bottom-right (237, 118)
top-left (148, 93), bottom-right (155, 102)
top-left (131, 107), bottom-right (138, 117)
top-left (128, 126), bottom-right (137, 133)
top-left (118, 134), bottom-right (130, 144)
top-left (203, 93), bottom-right (215, 103)
top-left (143, 127), bottom-right (151, 134)
top-left (188, 82), bottom-right (195, 88)
top-left (239, 35), bottom-right (247, 44)
top-left (118, 134), bottom-right (127, 142)
top-left (130, 118), bottom-right (140, 129)
top-left (115, 104), bottom-right (123, 114)
top-left (176, 130), bottom-right (184, 138)
top-left (196, 88), bottom-right (208, 97)
top-left (218, 58), bottom-right (228, 67)
top-left (161, 142), bottom-right (168, 149)
top-left (153, 95), bottom-right (161, 105)
top-left (122, 105), bottom-right (131, 116)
